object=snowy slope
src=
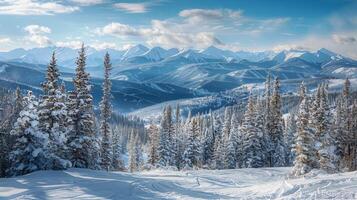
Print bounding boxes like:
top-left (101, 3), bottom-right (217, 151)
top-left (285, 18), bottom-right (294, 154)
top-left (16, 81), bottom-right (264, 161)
top-left (1, 168), bottom-right (356, 199)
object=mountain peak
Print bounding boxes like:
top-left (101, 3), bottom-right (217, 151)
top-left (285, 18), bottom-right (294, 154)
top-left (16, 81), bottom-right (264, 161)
top-left (122, 44), bottom-right (149, 59)
top-left (317, 48), bottom-right (337, 56)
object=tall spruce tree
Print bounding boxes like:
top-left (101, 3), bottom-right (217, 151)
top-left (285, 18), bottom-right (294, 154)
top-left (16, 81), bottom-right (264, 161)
top-left (264, 74), bottom-right (273, 166)
top-left (291, 83), bottom-right (314, 176)
top-left (112, 127), bottom-right (125, 171)
top-left (68, 44), bottom-right (100, 169)
top-left (100, 52), bottom-right (113, 170)
top-left (231, 109), bottom-right (242, 168)
top-left (270, 78), bottom-right (286, 167)
top-left (158, 106), bottom-right (173, 166)
top-left (0, 87), bottom-right (23, 176)
top-left (318, 84), bottom-right (338, 173)
top-left (284, 113), bottom-right (297, 166)
top-left (38, 52), bottom-right (71, 170)
top-left (147, 123), bottom-right (159, 166)
top-left (241, 94), bottom-right (264, 168)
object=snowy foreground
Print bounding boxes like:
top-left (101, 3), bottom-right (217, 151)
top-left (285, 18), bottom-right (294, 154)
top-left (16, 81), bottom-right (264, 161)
top-left (1, 168), bottom-right (357, 200)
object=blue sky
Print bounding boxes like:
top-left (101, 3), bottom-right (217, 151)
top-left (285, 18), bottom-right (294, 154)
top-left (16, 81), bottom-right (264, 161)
top-left (0, 0), bottom-right (356, 58)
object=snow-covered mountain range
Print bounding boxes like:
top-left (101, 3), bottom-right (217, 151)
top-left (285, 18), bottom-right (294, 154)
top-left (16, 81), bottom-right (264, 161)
top-left (0, 45), bottom-right (356, 112)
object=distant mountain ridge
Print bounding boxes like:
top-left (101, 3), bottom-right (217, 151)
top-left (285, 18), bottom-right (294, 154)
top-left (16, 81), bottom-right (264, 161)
top-left (0, 45), bottom-right (356, 112)
top-left (1, 45), bottom-right (354, 70)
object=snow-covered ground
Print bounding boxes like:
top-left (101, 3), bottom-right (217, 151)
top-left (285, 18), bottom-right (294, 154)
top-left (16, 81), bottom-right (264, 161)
top-left (1, 168), bottom-right (357, 199)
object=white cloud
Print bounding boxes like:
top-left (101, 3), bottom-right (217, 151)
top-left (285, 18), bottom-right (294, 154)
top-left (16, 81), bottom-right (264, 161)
top-left (90, 42), bottom-right (117, 50)
top-left (95, 20), bottom-right (224, 49)
top-left (95, 8), bottom-right (289, 50)
top-left (114, 3), bottom-right (148, 13)
top-left (0, 37), bottom-right (11, 44)
top-left (56, 40), bottom-right (82, 49)
top-left (96, 22), bottom-right (141, 36)
top-left (332, 34), bottom-right (356, 44)
top-left (24, 25), bottom-right (52, 47)
top-left (272, 32), bottom-right (357, 59)
top-left (24, 25), bottom-right (51, 35)
top-left (69, 0), bottom-right (104, 6)
top-left (0, 0), bottom-right (79, 15)
top-left (26, 34), bottom-right (51, 47)
top-left (179, 9), bottom-right (243, 25)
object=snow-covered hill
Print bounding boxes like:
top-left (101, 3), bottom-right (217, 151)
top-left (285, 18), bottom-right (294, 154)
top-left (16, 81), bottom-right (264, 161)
top-left (1, 168), bottom-right (356, 199)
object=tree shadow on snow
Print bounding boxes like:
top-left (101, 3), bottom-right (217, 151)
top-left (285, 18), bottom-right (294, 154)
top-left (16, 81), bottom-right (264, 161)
top-left (1, 169), bottom-right (232, 200)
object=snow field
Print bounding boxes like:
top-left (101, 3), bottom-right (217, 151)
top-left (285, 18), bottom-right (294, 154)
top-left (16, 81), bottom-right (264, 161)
top-left (1, 167), bottom-right (357, 200)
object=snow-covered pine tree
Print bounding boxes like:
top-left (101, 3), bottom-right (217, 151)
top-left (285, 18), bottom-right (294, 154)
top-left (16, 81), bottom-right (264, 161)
top-left (222, 107), bottom-right (232, 140)
top-left (158, 106), bottom-right (174, 167)
top-left (318, 83), bottom-right (339, 173)
top-left (241, 94), bottom-right (264, 168)
top-left (182, 118), bottom-right (201, 169)
top-left (225, 132), bottom-right (236, 169)
top-left (263, 74), bottom-right (273, 167)
top-left (334, 98), bottom-right (346, 166)
top-left (284, 113), bottom-right (297, 166)
top-left (8, 91), bottom-right (49, 176)
top-left (337, 78), bottom-right (352, 170)
top-left (147, 123), bottom-right (159, 166)
top-left (134, 134), bottom-right (143, 171)
top-left (100, 52), bottom-right (113, 171)
top-left (352, 100), bottom-right (357, 139)
top-left (38, 52), bottom-right (71, 170)
top-left (213, 113), bottom-right (223, 141)
top-left (255, 96), bottom-right (269, 167)
top-left (291, 82), bottom-right (315, 176)
top-left (128, 132), bottom-right (143, 172)
top-left (112, 126), bottom-right (125, 171)
top-left (202, 112), bottom-right (215, 166)
top-left (309, 84), bottom-right (323, 168)
top-left (213, 133), bottom-right (224, 169)
top-left (171, 104), bottom-right (181, 168)
top-left (68, 43), bottom-right (100, 169)
top-left (231, 109), bottom-right (242, 168)
top-left (128, 134), bottom-right (136, 172)
top-left (0, 87), bottom-right (23, 176)
top-left (269, 78), bottom-right (286, 167)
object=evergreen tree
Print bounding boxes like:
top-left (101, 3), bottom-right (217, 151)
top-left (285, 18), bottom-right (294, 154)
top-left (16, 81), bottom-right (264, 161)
top-left (158, 106), bottom-right (173, 166)
top-left (309, 84), bottom-right (323, 168)
top-left (231, 110), bottom-right (242, 168)
top-left (318, 84), bottom-right (338, 173)
top-left (38, 52), bottom-right (70, 170)
top-left (255, 97), bottom-right (269, 167)
top-left (241, 94), bottom-right (264, 168)
top-left (270, 78), bottom-right (286, 167)
top-left (0, 87), bottom-right (23, 176)
top-left (225, 132), bottom-right (236, 169)
top-left (202, 113), bottom-right (215, 166)
top-left (100, 52), bottom-right (113, 170)
top-left (147, 123), bottom-right (159, 166)
top-left (8, 91), bottom-right (49, 176)
top-left (284, 113), bottom-right (297, 166)
top-left (263, 74), bottom-right (273, 167)
top-left (182, 118), bottom-right (201, 169)
top-left (112, 127), bottom-right (125, 171)
top-left (213, 136), bottom-right (224, 169)
top-left (128, 133), bottom-right (143, 172)
top-left (222, 107), bottom-right (232, 140)
top-left (291, 83), bottom-right (314, 176)
top-left (68, 44), bottom-right (100, 169)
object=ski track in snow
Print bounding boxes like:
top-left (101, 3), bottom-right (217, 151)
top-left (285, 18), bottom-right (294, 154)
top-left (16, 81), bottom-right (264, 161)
top-left (1, 168), bottom-right (357, 200)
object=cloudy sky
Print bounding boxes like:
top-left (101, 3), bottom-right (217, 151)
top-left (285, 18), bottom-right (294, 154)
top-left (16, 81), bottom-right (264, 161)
top-left (0, 0), bottom-right (356, 58)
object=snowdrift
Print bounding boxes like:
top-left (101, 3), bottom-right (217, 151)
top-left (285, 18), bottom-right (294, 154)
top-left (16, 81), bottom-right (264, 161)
top-left (1, 167), bottom-right (356, 199)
